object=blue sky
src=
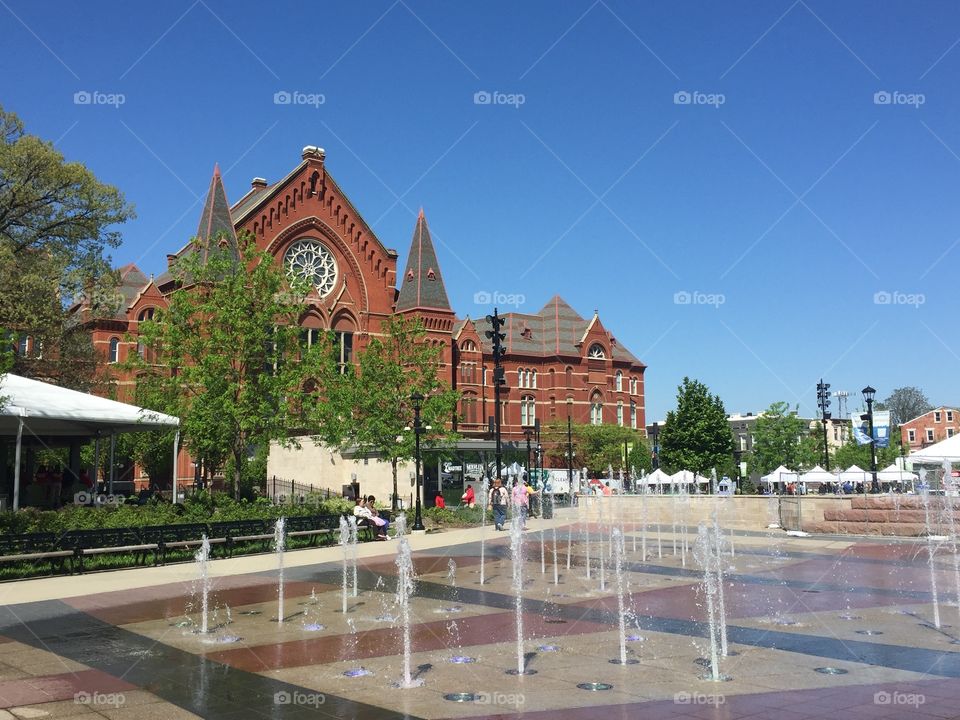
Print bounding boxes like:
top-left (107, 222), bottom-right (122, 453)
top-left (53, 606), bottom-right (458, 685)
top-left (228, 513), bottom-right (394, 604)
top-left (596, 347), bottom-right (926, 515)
top-left (3, 0), bottom-right (958, 422)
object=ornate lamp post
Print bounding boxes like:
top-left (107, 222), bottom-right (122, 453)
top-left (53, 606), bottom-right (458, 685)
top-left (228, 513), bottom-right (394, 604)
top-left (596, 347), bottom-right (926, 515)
top-left (862, 386), bottom-right (879, 493)
top-left (410, 392), bottom-right (428, 531)
top-left (651, 421), bottom-right (660, 470)
top-left (566, 398), bottom-right (574, 496)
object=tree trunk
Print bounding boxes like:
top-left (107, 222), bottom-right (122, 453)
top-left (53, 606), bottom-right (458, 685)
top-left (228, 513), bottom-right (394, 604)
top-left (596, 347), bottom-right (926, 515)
top-left (392, 458), bottom-right (398, 511)
top-left (234, 447), bottom-right (243, 501)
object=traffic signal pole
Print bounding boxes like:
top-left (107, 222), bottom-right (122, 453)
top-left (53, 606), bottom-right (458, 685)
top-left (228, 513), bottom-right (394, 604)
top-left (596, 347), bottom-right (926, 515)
top-left (485, 309), bottom-right (506, 481)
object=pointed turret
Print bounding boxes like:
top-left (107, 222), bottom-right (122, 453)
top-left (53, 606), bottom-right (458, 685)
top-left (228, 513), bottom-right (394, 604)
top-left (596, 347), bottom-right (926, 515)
top-left (195, 164), bottom-right (238, 262)
top-left (395, 209), bottom-right (451, 312)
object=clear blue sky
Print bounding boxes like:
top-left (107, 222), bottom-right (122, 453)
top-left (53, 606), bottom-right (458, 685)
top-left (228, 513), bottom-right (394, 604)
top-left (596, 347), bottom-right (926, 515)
top-left (3, 0), bottom-right (958, 422)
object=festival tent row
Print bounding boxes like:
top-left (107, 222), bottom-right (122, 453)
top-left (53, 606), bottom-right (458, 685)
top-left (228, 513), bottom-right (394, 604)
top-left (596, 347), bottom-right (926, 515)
top-left (0, 373), bottom-right (180, 510)
top-left (762, 463), bottom-right (919, 488)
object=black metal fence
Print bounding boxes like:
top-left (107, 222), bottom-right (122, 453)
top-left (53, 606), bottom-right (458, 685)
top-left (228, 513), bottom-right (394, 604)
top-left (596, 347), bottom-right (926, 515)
top-left (265, 476), bottom-right (342, 503)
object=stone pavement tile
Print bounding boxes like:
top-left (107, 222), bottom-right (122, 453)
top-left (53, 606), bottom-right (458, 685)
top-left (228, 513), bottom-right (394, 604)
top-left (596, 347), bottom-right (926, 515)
top-left (0, 669), bottom-right (135, 710)
top-left (192, 608), bottom-right (611, 672)
top-left (67, 577), bottom-right (333, 627)
top-left (0, 644), bottom-right (87, 677)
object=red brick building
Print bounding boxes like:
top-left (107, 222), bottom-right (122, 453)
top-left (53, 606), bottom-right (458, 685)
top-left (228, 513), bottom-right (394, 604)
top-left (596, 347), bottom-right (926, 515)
top-left (900, 407), bottom-right (959, 451)
top-left (80, 147), bottom-right (646, 483)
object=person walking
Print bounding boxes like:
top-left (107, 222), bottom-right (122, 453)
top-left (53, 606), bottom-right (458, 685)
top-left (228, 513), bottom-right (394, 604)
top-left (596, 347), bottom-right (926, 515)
top-left (512, 478), bottom-right (530, 530)
top-left (489, 478), bottom-right (508, 530)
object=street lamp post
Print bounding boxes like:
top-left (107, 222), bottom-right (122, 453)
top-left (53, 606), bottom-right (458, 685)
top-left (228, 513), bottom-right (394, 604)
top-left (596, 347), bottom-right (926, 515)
top-left (410, 392), bottom-right (426, 531)
top-left (862, 386), bottom-right (879, 493)
top-left (651, 422), bottom-right (660, 470)
top-left (524, 428), bottom-right (533, 483)
top-left (566, 398), bottom-right (574, 495)
top-left (733, 448), bottom-right (743, 493)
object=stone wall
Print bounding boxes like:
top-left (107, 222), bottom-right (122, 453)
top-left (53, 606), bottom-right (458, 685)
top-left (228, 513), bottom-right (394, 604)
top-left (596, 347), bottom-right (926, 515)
top-left (585, 494), bottom-right (956, 537)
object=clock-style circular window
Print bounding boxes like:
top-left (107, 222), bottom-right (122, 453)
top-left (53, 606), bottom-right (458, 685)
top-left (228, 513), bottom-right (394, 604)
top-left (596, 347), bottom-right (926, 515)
top-left (284, 239), bottom-right (338, 297)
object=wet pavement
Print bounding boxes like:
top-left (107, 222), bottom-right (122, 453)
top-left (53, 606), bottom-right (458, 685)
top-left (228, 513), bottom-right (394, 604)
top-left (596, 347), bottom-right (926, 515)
top-left (1, 518), bottom-right (959, 719)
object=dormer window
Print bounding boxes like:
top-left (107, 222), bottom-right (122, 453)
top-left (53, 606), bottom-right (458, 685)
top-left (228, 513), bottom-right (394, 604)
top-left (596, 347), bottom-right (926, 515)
top-left (407, 269), bottom-right (414, 280)
top-left (426, 267), bottom-right (436, 280)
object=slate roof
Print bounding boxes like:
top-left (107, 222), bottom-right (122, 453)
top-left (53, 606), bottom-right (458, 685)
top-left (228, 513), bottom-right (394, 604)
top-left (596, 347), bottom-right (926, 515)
top-left (395, 210), bottom-right (451, 312)
top-left (471, 296), bottom-right (644, 366)
top-left (195, 165), bottom-right (238, 262)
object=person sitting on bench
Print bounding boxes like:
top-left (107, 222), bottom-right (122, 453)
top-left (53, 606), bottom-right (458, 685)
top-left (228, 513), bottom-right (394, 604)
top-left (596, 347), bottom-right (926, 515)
top-left (353, 496), bottom-right (390, 540)
top-left (365, 495), bottom-right (390, 539)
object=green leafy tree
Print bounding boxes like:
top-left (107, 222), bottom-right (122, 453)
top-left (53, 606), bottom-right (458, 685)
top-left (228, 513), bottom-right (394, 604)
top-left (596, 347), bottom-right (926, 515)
top-left (751, 401), bottom-right (820, 473)
top-left (658, 377), bottom-right (733, 474)
top-left (627, 436), bottom-right (653, 474)
top-left (129, 233), bottom-right (345, 499)
top-left (0, 106), bottom-right (132, 298)
top-left (542, 421), bottom-right (649, 476)
top-left (344, 315), bottom-right (459, 510)
top-left (833, 437), bottom-right (902, 471)
top-left (0, 106), bottom-right (133, 389)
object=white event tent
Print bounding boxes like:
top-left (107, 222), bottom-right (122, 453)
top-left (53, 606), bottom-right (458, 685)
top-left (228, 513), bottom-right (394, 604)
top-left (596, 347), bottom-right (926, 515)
top-left (876, 463), bottom-right (918, 485)
top-left (644, 468), bottom-right (673, 490)
top-left (838, 465), bottom-right (871, 484)
top-left (670, 469), bottom-right (711, 486)
top-left (799, 465), bottom-right (835, 485)
top-left (761, 465), bottom-right (798, 485)
top-left (1, 373), bottom-right (180, 510)
top-left (908, 434), bottom-right (960, 465)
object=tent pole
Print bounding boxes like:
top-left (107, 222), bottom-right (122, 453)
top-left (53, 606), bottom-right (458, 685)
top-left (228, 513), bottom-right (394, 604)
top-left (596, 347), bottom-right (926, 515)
top-left (108, 433), bottom-right (116, 495)
top-left (13, 418), bottom-right (23, 511)
top-left (172, 430), bottom-right (180, 504)
top-left (94, 433), bottom-right (101, 495)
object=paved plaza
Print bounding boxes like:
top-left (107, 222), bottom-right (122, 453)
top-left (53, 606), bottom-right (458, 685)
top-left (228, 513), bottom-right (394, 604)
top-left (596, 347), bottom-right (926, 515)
top-left (1, 509), bottom-right (959, 719)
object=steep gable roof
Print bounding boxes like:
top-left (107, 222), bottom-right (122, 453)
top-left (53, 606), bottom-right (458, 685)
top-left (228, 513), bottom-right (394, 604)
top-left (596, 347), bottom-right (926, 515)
top-left (195, 165), bottom-right (239, 263)
top-left (395, 209), bottom-right (452, 313)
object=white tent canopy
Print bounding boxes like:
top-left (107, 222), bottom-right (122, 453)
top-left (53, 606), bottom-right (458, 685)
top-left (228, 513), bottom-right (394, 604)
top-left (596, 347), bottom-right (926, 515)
top-left (1, 374), bottom-right (179, 435)
top-left (799, 465), bottom-right (835, 484)
top-left (670, 469), bottom-right (710, 485)
top-left (839, 465), bottom-right (871, 483)
top-left (761, 465), bottom-right (798, 484)
top-left (877, 463), bottom-right (918, 483)
top-left (908, 434), bottom-right (960, 464)
top-left (1, 374), bottom-right (180, 510)
top-left (644, 469), bottom-right (673, 485)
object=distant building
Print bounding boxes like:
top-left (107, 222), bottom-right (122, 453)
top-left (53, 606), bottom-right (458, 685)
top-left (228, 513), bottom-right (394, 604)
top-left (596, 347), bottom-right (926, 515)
top-left (900, 407), bottom-right (959, 451)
